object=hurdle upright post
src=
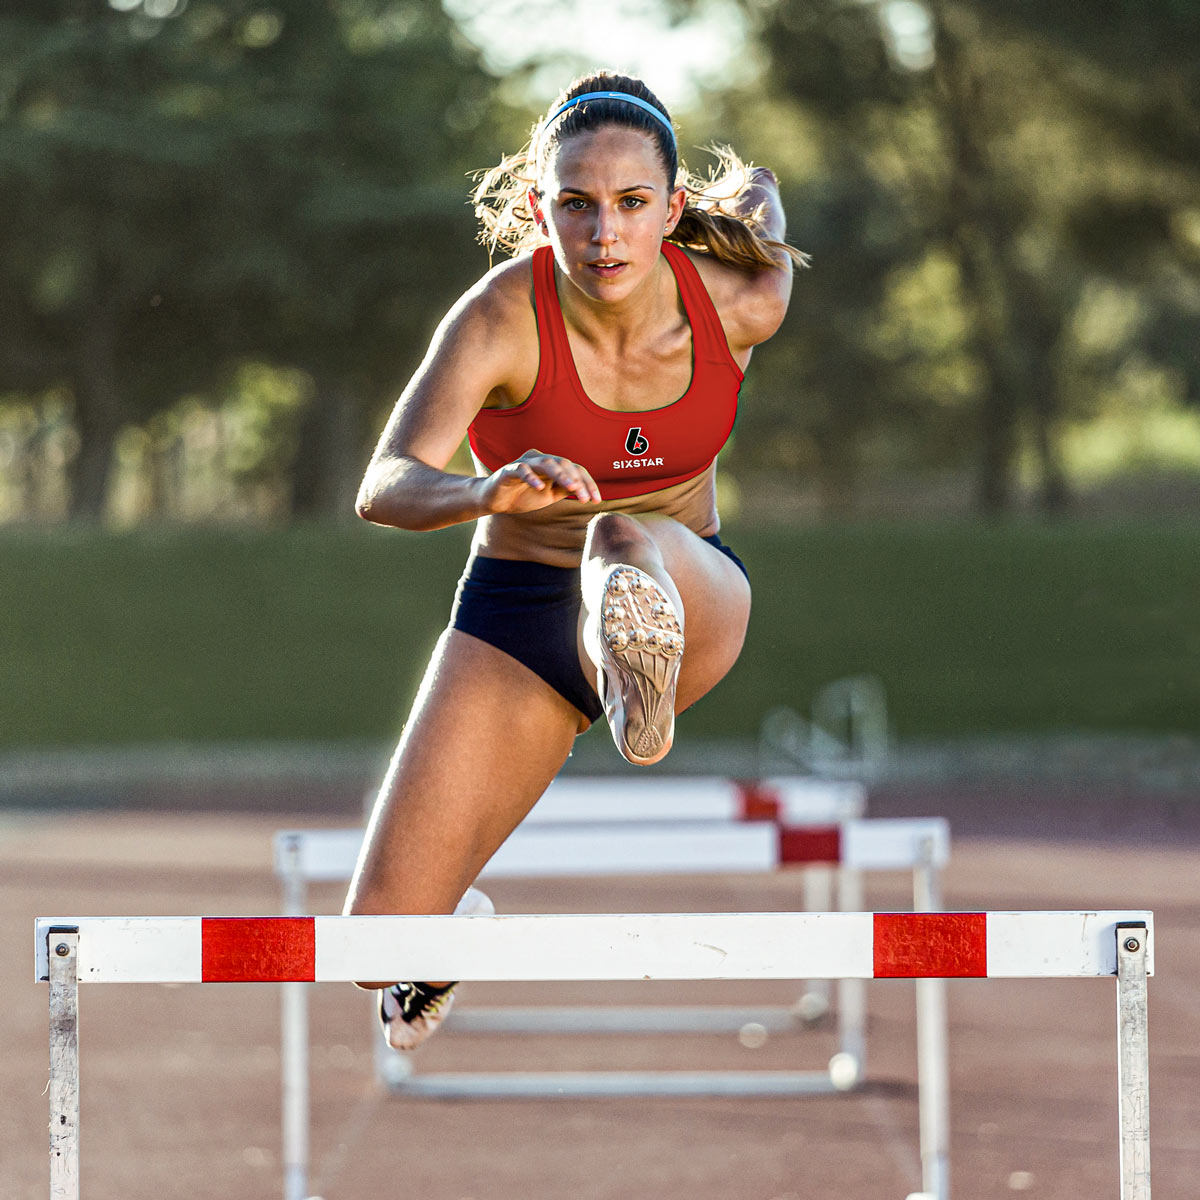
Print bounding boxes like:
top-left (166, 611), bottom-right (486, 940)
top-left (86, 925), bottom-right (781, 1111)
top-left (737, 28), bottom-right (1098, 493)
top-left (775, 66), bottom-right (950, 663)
top-left (47, 927), bottom-right (80, 1200)
top-left (1116, 923), bottom-right (1151, 1200)
top-left (912, 836), bottom-right (950, 1200)
top-left (834, 863), bottom-right (866, 1083)
top-left (278, 836), bottom-right (311, 1200)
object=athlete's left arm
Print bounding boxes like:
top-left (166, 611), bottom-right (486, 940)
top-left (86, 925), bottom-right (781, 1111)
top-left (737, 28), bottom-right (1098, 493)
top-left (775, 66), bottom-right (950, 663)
top-left (705, 168), bottom-right (796, 362)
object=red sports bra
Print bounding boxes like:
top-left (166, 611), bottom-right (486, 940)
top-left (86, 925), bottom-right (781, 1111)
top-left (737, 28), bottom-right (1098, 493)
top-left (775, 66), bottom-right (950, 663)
top-left (468, 242), bottom-right (744, 501)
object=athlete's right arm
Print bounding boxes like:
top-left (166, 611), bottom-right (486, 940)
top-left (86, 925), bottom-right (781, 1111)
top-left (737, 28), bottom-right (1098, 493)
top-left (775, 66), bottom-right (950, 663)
top-left (355, 265), bottom-right (600, 531)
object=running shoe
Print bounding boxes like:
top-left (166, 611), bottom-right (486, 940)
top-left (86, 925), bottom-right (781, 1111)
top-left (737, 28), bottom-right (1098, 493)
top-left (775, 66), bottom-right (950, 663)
top-left (592, 564), bottom-right (684, 766)
top-left (379, 886), bottom-right (493, 1052)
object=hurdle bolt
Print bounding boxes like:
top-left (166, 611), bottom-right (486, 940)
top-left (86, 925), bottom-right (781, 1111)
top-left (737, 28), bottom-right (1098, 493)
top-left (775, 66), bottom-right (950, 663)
top-left (55, 943), bottom-right (71, 957)
top-left (1123, 937), bottom-right (1140, 953)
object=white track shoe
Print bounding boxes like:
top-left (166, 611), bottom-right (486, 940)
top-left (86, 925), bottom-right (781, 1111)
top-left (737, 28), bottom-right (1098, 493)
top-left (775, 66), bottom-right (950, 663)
top-left (379, 887), bottom-right (494, 1052)
top-left (591, 564), bottom-right (684, 767)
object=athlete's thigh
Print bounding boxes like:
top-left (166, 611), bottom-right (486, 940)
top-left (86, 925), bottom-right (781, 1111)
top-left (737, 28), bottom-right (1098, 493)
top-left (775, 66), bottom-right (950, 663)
top-left (345, 628), bottom-right (582, 917)
top-left (640, 517), bottom-right (752, 709)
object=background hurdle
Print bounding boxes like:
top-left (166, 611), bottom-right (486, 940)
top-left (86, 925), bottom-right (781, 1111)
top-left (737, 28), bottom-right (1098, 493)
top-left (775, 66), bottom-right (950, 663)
top-left (276, 814), bottom-right (947, 1058)
top-left (38, 911), bottom-right (1153, 1200)
top-left (516, 775), bottom-right (866, 824)
top-left (273, 814), bottom-right (948, 1200)
top-left (440, 775), bottom-right (870, 1022)
top-left (364, 774), bottom-right (868, 1022)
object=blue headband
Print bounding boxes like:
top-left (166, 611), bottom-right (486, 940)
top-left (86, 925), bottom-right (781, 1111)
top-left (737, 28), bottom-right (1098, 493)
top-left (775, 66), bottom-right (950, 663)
top-left (544, 91), bottom-right (676, 145)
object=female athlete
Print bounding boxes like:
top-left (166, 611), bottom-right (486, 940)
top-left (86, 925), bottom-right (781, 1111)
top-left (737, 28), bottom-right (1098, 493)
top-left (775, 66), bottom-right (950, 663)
top-left (344, 71), bottom-right (804, 1049)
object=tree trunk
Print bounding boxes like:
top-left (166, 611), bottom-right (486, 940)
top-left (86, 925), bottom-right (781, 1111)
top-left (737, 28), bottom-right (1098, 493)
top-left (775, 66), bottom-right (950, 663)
top-left (290, 373), bottom-right (364, 520)
top-left (68, 297), bottom-right (124, 520)
top-left (1012, 273), bottom-right (1071, 514)
top-left (931, 1), bottom-right (1024, 515)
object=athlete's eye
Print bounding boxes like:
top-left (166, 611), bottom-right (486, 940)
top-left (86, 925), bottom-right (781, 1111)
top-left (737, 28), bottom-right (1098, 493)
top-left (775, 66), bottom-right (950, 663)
top-left (620, 196), bottom-right (647, 209)
top-left (563, 198), bottom-right (589, 211)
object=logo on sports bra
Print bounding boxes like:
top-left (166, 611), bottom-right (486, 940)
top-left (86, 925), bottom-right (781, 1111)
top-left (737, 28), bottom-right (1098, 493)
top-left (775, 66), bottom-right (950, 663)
top-left (625, 427), bottom-right (649, 455)
top-left (614, 424), bottom-right (664, 470)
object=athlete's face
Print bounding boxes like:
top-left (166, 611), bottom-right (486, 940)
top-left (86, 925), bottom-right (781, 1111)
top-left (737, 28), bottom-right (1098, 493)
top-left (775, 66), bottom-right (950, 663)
top-left (538, 126), bottom-right (687, 302)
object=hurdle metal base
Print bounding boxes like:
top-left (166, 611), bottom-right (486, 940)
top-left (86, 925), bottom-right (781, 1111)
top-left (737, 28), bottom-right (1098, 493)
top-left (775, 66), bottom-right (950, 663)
top-left (448, 1003), bottom-right (811, 1035)
top-left (379, 1065), bottom-right (854, 1098)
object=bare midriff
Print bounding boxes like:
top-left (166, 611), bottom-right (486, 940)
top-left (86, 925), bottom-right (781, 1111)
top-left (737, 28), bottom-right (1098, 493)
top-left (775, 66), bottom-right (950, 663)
top-left (470, 460), bottom-right (720, 569)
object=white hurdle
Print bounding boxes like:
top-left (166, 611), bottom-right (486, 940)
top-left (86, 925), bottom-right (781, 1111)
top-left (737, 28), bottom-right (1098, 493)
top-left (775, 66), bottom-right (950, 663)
top-left (378, 774), bottom-right (868, 1023)
top-left (274, 799), bottom-right (944, 1200)
top-left (38, 911), bottom-right (1153, 1200)
top-left (276, 822), bottom-right (947, 1199)
top-left (493, 775), bottom-right (865, 1011)
top-left (477, 774), bottom-right (869, 1021)
top-left (276, 815), bottom-right (945, 1048)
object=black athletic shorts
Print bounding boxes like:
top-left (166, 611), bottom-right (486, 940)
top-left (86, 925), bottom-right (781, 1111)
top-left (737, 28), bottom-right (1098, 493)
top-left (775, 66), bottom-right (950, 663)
top-left (449, 534), bottom-right (749, 722)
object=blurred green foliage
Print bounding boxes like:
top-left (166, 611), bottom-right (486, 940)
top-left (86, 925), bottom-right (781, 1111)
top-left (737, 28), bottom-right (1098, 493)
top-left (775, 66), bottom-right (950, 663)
top-left (1, 0), bottom-right (1198, 524)
top-left (708, 0), bottom-right (1200, 513)
top-left (1, 0), bottom-right (526, 518)
top-left (0, 521), bottom-right (1195, 749)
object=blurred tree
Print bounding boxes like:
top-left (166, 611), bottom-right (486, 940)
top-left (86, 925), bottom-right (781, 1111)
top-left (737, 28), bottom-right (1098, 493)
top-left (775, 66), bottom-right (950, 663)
top-left (4, 0), bottom-right (1198, 522)
top-left (0, 0), bottom-right (518, 519)
top-left (711, 0), bottom-right (1200, 515)
top-left (1, 3), bottom-right (232, 514)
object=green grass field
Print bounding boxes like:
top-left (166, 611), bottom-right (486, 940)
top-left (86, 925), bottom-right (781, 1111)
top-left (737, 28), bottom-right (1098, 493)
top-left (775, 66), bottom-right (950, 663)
top-left (1, 519), bottom-right (1195, 750)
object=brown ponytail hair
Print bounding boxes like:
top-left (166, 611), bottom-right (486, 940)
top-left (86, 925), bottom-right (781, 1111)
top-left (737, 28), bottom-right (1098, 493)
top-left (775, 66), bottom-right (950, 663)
top-left (472, 71), bottom-right (809, 271)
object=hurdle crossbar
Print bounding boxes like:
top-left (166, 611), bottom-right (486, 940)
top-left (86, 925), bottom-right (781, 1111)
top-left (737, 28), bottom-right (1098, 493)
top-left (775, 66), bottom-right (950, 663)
top-left (39, 911), bottom-right (1151, 1200)
top-left (518, 775), bottom-right (866, 824)
top-left (35, 910), bottom-right (1152, 984)
top-left (278, 815), bottom-right (939, 881)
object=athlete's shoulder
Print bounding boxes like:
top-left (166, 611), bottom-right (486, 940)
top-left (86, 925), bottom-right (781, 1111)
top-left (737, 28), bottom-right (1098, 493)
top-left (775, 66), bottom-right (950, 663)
top-left (433, 252), bottom-right (538, 363)
top-left (452, 252), bottom-right (537, 328)
top-left (683, 245), bottom-right (793, 355)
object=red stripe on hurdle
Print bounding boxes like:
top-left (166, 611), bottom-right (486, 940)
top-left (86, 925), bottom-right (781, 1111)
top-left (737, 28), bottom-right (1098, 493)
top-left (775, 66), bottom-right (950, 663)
top-left (736, 781), bottom-right (781, 822)
top-left (201, 917), bottom-right (316, 982)
top-left (873, 912), bottom-right (987, 978)
top-left (778, 824), bottom-right (842, 864)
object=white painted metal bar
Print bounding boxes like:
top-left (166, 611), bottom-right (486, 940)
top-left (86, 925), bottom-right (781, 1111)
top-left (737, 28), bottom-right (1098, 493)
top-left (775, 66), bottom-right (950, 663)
top-left (314, 912), bottom-right (879, 982)
top-left (1116, 923), bottom-right (1151, 1200)
top-left (47, 929), bottom-right (80, 1200)
top-left (36, 912), bottom-right (1154, 983)
top-left (842, 817), bottom-right (949, 870)
top-left (445, 1004), bottom-right (805, 1035)
top-left (771, 776), bottom-right (867, 822)
top-left (379, 1066), bottom-right (847, 1098)
top-left (526, 777), bottom-right (747, 822)
top-left (35, 917), bottom-right (203, 984)
top-left (986, 911), bottom-right (1151, 977)
top-left (522, 775), bottom-right (866, 824)
top-left (273, 818), bottom-right (944, 881)
top-left (274, 828), bottom-right (361, 883)
top-left (485, 822), bottom-right (778, 876)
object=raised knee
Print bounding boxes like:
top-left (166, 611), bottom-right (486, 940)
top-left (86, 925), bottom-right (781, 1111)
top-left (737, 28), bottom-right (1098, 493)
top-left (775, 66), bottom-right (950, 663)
top-left (586, 512), bottom-right (653, 558)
